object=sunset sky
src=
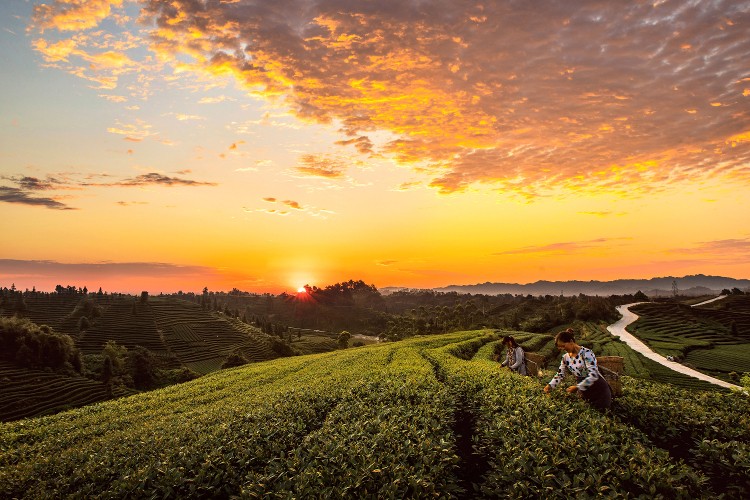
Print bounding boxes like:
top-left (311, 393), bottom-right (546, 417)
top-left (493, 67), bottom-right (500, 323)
top-left (1, 0), bottom-right (749, 295)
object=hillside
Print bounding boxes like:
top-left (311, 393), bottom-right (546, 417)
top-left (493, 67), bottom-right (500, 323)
top-left (628, 295), bottom-right (750, 383)
top-left (431, 274), bottom-right (750, 297)
top-left (0, 293), bottom-right (289, 421)
top-left (1, 331), bottom-right (747, 498)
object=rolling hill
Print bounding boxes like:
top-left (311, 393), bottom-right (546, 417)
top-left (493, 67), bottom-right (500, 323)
top-left (430, 274), bottom-right (750, 297)
top-left (1, 330), bottom-right (747, 498)
top-left (0, 293), bottom-right (292, 421)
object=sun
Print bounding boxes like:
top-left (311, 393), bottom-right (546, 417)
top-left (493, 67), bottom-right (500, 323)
top-left (297, 286), bottom-right (307, 293)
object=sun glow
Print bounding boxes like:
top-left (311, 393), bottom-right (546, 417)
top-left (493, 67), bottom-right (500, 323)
top-left (297, 286), bottom-right (307, 293)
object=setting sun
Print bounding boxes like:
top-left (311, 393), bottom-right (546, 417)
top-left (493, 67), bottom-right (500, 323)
top-left (297, 287), bottom-right (307, 293)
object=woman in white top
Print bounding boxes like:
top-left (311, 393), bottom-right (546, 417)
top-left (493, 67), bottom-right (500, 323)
top-left (543, 328), bottom-right (612, 411)
top-left (500, 336), bottom-right (527, 376)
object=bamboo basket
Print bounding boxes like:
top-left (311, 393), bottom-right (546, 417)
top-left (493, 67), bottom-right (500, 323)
top-left (597, 356), bottom-right (624, 396)
top-left (525, 352), bottom-right (547, 377)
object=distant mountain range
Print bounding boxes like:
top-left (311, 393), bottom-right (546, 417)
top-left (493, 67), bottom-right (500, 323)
top-left (382, 275), bottom-right (750, 297)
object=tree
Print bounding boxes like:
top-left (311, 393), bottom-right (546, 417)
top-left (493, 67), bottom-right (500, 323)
top-left (102, 355), bottom-right (114, 389)
top-left (127, 346), bottom-right (156, 389)
top-left (103, 341), bottom-right (128, 374)
top-left (634, 290), bottom-right (649, 301)
top-left (222, 350), bottom-right (249, 369)
top-left (78, 316), bottom-right (90, 332)
top-left (338, 330), bottom-right (351, 348)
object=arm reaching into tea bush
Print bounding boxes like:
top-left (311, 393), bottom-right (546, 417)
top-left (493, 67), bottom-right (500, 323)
top-left (543, 328), bottom-right (612, 411)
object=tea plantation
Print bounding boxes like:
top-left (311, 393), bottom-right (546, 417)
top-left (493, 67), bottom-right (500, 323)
top-left (629, 296), bottom-right (750, 382)
top-left (2, 330), bottom-right (748, 498)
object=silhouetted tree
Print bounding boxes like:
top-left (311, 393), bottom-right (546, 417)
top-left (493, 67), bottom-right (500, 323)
top-left (127, 346), bottom-right (156, 389)
top-left (338, 330), bottom-right (351, 348)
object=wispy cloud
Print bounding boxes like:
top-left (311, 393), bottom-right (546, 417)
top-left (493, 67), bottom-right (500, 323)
top-left (0, 171), bottom-right (217, 210)
top-left (295, 154), bottom-right (347, 179)
top-left (113, 173), bottom-right (218, 187)
top-left (495, 238), bottom-right (631, 256)
top-left (0, 186), bottom-right (75, 210)
top-left (254, 196), bottom-right (334, 218)
top-left (668, 237), bottom-right (750, 257)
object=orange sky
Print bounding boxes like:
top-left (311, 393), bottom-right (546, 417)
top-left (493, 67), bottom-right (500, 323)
top-left (1, 0), bottom-right (749, 294)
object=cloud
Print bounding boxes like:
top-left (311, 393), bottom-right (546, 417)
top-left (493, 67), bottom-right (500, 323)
top-left (335, 135), bottom-right (374, 155)
top-left (107, 119), bottom-right (154, 141)
top-left (281, 200), bottom-right (303, 210)
top-left (377, 260), bottom-right (397, 266)
top-left (495, 238), bottom-right (631, 256)
top-left (32, 0), bottom-right (124, 33)
top-left (295, 153), bottom-right (347, 179)
top-left (115, 173), bottom-right (218, 187)
top-left (198, 95), bottom-right (235, 104)
top-left (669, 237), bottom-right (750, 257)
top-left (30, 1), bottom-right (750, 196)
top-left (256, 196), bottom-right (333, 218)
top-left (0, 186), bottom-right (75, 210)
top-left (0, 171), bottom-right (217, 211)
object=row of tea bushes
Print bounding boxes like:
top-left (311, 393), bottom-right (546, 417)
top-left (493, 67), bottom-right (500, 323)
top-left (612, 377), bottom-right (750, 496)
top-left (424, 339), bottom-right (708, 498)
top-left (2, 329), bottom-right (748, 498)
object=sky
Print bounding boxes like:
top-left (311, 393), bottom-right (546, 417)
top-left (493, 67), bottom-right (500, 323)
top-left (1, 0), bottom-right (749, 295)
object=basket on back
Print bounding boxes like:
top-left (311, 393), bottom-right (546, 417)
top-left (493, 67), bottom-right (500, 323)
top-left (597, 355), bottom-right (624, 396)
top-left (524, 352), bottom-right (546, 377)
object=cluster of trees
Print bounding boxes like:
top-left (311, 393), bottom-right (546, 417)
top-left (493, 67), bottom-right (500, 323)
top-left (160, 281), bottom-right (648, 342)
top-left (721, 288), bottom-right (747, 295)
top-left (89, 341), bottom-right (198, 392)
top-left (379, 293), bottom-right (627, 340)
top-left (0, 317), bottom-right (83, 374)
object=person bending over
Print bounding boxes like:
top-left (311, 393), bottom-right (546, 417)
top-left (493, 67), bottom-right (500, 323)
top-left (543, 328), bottom-right (611, 411)
top-left (500, 335), bottom-right (527, 376)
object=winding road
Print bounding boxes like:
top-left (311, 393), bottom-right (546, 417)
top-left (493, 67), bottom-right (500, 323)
top-left (606, 296), bottom-right (743, 390)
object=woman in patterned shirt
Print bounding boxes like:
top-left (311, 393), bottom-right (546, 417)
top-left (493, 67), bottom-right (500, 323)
top-left (543, 328), bottom-right (612, 411)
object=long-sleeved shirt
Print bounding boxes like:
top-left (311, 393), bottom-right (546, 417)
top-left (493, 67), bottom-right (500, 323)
top-left (547, 346), bottom-right (601, 391)
top-left (501, 346), bottom-right (527, 375)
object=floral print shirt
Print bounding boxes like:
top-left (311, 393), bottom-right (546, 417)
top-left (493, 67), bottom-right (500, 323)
top-left (548, 346), bottom-right (601, 391)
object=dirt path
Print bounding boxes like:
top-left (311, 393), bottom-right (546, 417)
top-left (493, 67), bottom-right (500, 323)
top-left (606, 297), bottom-right (743, 390)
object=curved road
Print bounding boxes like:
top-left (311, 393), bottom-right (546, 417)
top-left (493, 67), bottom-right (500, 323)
top-left (606, 297), bottom-right (743, 390)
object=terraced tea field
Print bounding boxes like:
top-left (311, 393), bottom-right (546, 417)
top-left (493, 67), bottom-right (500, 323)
top-left (1, 330), bottom-right (747, 498)
top-left (0, 295), bottom-right (305, 420)
top-left (629, 298), bottom-right (750, 382)
top-left (0, 362), bottom-right (135, 422)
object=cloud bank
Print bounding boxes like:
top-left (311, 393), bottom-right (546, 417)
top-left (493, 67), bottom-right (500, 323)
top-left (30, 0), bottom-right (750, 196)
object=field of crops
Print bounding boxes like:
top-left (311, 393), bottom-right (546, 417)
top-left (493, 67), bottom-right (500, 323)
top-left (0, 362), bottom-right (135, 422)
top-left (2, 330), bottom-right (747, 498)
top-left (629, 298), bottom-right (750, 382)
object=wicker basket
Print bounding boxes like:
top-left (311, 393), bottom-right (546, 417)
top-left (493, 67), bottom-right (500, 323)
top-left (597, 356), bottom-right (624, 397)
top-left (525, 352), bottom-right (547, 377)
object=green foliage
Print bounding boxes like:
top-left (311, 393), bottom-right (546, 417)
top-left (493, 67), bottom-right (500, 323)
top-left (337, 330), bottom-right (351, 348)
top-left (126, 346), bottom-right (157, 389)
top-left (222, 350), bottom-right (249, 369)
top-left (2, 331), bottom-right (745, 497)
top-left (0, 317), bottom-right (79, 372)
top-left (629, 298), bottom-right (750, 382)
